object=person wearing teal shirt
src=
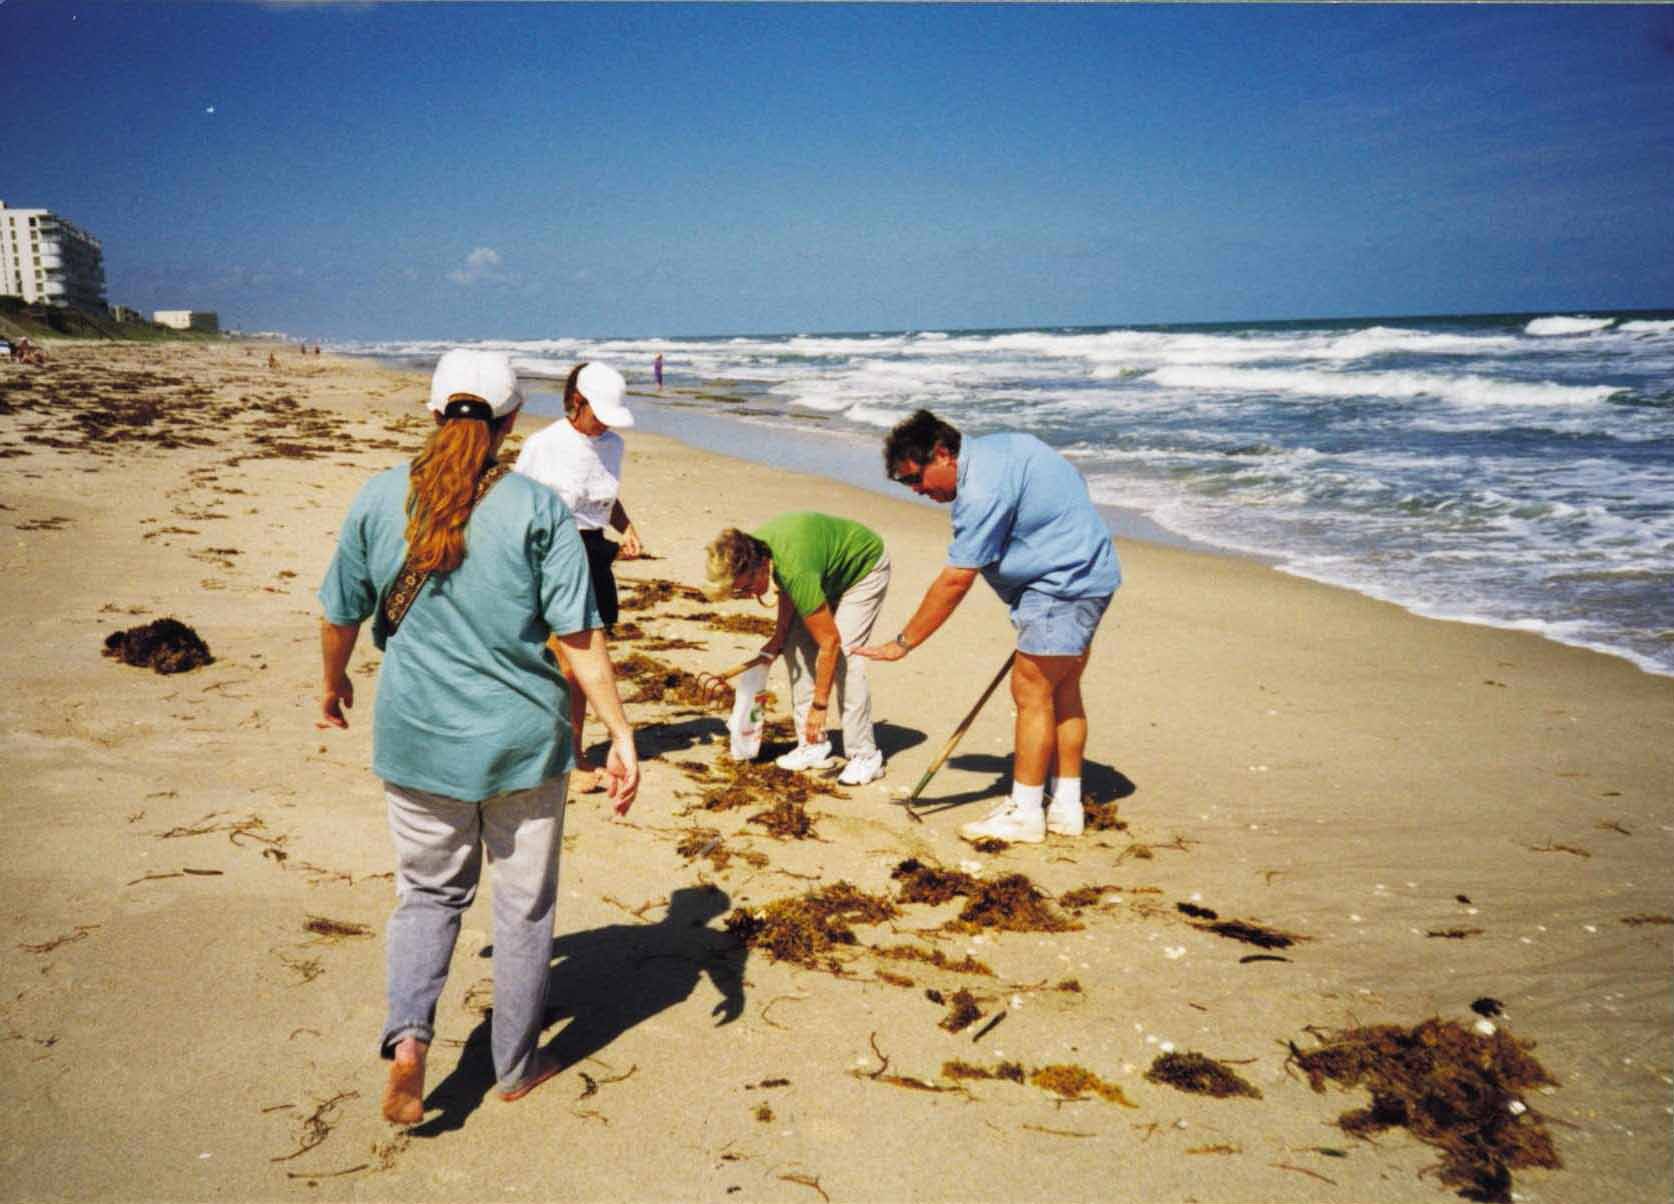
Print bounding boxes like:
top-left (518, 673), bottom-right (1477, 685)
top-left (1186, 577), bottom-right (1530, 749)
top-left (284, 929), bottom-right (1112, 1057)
top-left (705, 512), bottom-right (891, 786)
top-left (317, 349), bottom-right (639, 1124)
top-left (856, 410), bottom-right (1120, 845)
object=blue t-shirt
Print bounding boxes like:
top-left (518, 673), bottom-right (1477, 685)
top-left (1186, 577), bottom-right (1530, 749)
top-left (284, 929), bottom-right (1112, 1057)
top-left (947, 432), bottom-right (1122, 606)
top-left (318, 464), bottom-right (602, 802)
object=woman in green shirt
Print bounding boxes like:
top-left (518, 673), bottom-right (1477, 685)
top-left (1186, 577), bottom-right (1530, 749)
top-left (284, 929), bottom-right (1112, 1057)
top-left (705, 512), bottom-right (891, 786)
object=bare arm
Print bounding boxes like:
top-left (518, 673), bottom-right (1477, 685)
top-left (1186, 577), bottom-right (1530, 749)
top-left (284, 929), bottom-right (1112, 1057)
top-left (553, 627), bottom-right (640, 813)
top-left (800, 603), bottom-right (842, 744)
top-left (608, 499), bottom-right (642, 560)
top-left (319, 619), bottom-right (361, 729)
top-left (851, 566), bottom-right (979, 661)
top-left (759, 585), bottom-right (796, 661)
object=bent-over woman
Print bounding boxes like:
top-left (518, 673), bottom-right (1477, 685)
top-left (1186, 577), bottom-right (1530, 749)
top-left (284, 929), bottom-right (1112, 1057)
top-left (514, 361), bottom-right (642, 792)
top-left (318, 348), bottom-right (639, 1124)
top-left (705, 513), bottom-right (890, 786)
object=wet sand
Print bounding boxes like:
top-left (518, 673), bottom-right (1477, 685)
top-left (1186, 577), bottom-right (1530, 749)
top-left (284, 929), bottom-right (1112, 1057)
top-left (1, 340), bottom-right (1669, 1202)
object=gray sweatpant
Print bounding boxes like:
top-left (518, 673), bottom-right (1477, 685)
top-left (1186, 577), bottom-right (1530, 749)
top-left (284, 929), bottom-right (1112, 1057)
top-left (380, 777), bottom-right (568, 1092)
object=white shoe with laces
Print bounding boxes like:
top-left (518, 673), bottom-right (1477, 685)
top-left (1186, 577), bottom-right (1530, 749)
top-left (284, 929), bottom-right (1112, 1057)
top-left (959, 797), bottom-right (1045, 844)
top-left (775, 741), bottom-right (833, 772)
top-left (837, 750), bottom-right (885, 786)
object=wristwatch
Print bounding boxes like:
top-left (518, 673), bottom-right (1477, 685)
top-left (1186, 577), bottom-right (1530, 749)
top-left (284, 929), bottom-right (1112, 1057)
top-left (893, 631), bottom-right (914, 653)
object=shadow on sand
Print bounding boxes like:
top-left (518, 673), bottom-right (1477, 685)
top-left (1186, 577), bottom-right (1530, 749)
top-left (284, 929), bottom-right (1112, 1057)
top-left (409, 885), bottom-right (745, 1136)
top-left (908, 753), bottom-right (1136, 816)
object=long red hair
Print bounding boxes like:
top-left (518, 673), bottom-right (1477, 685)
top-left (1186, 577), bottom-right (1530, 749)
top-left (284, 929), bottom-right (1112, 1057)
top-left (403, 417), bottom-right (505, 574)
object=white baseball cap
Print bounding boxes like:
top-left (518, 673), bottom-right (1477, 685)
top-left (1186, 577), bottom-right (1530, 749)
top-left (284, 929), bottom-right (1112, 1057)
top-left (575, 362), bottom-right (634, 428)
top-left (427, 348), bottom-right (525, 419)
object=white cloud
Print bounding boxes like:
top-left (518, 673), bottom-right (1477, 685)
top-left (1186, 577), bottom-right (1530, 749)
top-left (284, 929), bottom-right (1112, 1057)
top-left (449, 247), bottom-right (512, 287)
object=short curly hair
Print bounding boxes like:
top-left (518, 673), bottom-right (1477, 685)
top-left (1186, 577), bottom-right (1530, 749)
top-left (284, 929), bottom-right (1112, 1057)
top-left (883, 409), bottom-right (961, 479)
top-left (704, 528), bottom-right (772, 599)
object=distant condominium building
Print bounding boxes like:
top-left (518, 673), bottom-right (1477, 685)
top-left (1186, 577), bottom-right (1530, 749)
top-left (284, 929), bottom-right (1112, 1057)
top-left (153, 310), bottom-right (219, 333)
top-left (0, 201), bottom-right (108, 312)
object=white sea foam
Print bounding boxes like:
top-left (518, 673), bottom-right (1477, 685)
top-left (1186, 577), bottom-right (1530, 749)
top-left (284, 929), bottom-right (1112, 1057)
top-left (1525, 315), bottom-right (1616, 336)
top-left (1147, 364), bottom-right (1622, 409)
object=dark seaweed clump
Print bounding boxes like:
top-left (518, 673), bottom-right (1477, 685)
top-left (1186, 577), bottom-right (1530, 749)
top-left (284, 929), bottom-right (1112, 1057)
top-left (1289, 1018), bottom-right (1561, 1203)
top-left (725, 883), bottom-right (898, 970)
top-left (102, 617), bottom-right (213, 674)
top-left (891, 859), bottom-right (1080, 933)
top-left (938, 988), bottom-right (983, 1033)
top-left (1145, 1052), bottom-right (1261, 1099)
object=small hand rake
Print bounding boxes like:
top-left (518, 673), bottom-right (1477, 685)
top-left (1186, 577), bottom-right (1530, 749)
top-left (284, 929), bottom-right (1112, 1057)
top-left (900, 651), bottom-right (1016, 823)
top-left (695, 655), bottom-right (769, 706)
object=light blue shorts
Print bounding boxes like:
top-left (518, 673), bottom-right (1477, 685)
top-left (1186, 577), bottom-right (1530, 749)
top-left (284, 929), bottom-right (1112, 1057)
top-left (1010, 589), bottom-right (1112, 657)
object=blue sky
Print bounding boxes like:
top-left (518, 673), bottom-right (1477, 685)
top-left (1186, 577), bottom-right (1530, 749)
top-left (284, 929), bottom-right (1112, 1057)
top-left (5, 2), bottom-right (1671, 339)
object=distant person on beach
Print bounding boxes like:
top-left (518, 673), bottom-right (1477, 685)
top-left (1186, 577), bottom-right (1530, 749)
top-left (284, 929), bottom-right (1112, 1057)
top-left (653, 352), bottom-right (663, 389)
top-left (705, 515), bottom-right (891, 785)
top-left (514, 361), bottom-right (644, 794)
top-left (317, 348), bottom-right (639, 1124)
top-left (855, 410), bottom-right (1120, 842)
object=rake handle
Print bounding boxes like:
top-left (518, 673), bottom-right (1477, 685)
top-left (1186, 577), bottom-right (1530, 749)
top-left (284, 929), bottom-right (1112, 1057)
top-left (903, 651), bottom-right (1016, 820)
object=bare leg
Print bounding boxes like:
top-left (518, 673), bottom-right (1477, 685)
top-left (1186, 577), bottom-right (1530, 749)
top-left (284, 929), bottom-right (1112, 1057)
top-left (552, 641), bottom-right (601, 790)
top-left (1052, 656), bottom-right (1090, 780)
top-left (1011, 652), bottom-right (1087, 787)
top-left (382, 1035), bottom-right (427, 1124)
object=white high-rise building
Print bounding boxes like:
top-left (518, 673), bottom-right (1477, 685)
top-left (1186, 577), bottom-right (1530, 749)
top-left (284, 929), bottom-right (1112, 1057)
top-left (0, 201), bottom-right (108, 312)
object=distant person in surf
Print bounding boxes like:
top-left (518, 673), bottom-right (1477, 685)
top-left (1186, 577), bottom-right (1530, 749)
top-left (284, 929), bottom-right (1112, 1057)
top-left (653, 352), bottom-right (664, 389)
top-left (855, 409), bottom-right (1120, 843)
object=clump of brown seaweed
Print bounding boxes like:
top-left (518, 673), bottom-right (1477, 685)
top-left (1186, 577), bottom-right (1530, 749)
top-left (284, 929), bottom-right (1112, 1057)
top-left (1146, 1052), bottom-right (1262, 1099)
top-left (102, 617), bottom-right (213, 674)
top-left (1288, 1018), bottom-right (1561, 1203)
top-left (699, 758), bottom-right (845, 812)
top-left (890, 859), bottom-right (1080, 933)
top-left (725, 883), bottom-right (898, 970)
top-left (937, 988), bottom-right (983, 1033)
top-left (748, 798), bottom-right (817, 840)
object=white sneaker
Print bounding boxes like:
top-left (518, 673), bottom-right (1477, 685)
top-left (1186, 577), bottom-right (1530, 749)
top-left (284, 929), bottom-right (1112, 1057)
top-left (775, 741), bottom-right (833, 772)
top-left (838, 750), bottom-right (884, 786)
top-left (1046, 796), bottom-right (1084, 837)
top-left (959, 798), bottom-right (1045, 844)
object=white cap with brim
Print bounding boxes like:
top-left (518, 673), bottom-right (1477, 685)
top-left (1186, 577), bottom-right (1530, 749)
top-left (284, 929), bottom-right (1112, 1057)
top-left (427, 348), bottom-right (525, 419)
top-left (576, 362), bottom-right (634, 428)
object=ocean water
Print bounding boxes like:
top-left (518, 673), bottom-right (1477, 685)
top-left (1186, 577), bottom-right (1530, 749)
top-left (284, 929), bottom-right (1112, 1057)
top-left (340, 309), bottom-right (1674, 678)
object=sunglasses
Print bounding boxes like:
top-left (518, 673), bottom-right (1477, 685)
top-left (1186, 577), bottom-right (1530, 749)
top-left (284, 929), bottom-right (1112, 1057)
top-left (891, 467), bottom-right (923, 487)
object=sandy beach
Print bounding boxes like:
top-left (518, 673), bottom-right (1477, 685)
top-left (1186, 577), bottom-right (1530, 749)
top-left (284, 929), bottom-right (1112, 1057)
top-left (2, 340), bottom-right (1670, 1203)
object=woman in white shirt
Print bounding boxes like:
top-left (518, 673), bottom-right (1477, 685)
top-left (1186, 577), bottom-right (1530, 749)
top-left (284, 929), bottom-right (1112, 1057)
top-left (514, 362), bottom-right (643, 790)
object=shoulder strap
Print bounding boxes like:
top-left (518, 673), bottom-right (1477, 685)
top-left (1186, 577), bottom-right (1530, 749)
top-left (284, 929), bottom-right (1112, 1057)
top-left (383, 464), bottom-right (514, 637)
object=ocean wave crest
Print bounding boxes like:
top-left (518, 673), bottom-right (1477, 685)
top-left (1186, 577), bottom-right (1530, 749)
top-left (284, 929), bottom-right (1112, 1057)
top-left (1147, 364), bottom-right (1621, 408)
top-left (1525, 315), bottom-right (1616, 336)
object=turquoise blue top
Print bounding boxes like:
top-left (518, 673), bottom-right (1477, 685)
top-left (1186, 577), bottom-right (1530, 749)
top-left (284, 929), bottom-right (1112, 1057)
top-left (947, 432), bottom-right (1122, 607)
top-left (318, 464), bottom-right (601, 802)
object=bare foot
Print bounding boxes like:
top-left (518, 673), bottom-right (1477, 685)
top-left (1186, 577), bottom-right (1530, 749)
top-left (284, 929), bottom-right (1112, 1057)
top-left (498, 1056), bottom-right (561, 1103)
top-left (381, 1038), bottom-right (427, 1125)
top-left (570, 765), bottom-right (605, 794)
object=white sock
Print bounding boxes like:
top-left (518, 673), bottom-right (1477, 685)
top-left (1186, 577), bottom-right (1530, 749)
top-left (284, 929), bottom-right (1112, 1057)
top-left (1052, 777), bottom-right (1082, 810)
top-left (1012, 782), bottom-right (1046, 811)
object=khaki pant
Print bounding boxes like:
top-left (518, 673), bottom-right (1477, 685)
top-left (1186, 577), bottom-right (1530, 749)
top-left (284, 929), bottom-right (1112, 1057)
top-left (784, 553), bottom-right (890, 759)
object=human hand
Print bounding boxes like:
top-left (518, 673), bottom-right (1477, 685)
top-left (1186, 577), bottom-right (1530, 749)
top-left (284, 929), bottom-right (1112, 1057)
top-left (604, 732), bottom-right (639, 816)
top-left (802, 705), bottom-right (827, 746)
top-left (319, 676), bottom-right (354, 729)
top-left (619, 526), bottom-right (642, 560)
top-left (850, 640), bottom-right (906, 662)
